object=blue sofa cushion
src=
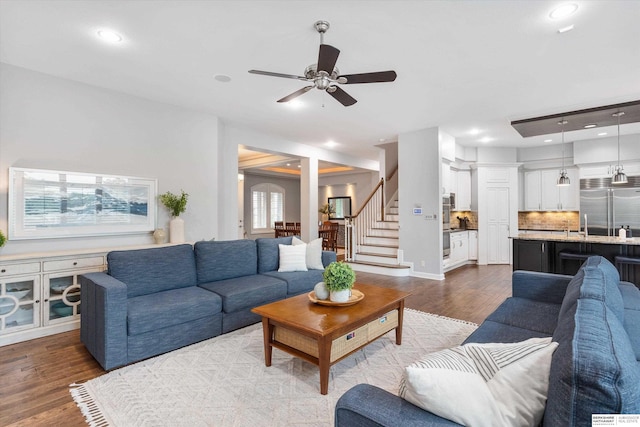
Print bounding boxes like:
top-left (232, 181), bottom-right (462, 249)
top-left (484, 297), bottom-right (560, 335)
top-left (546, 295), bottom-right (640, 424)
top-left (199, 274), bottom-right (287, 313)
top-left (108, 244), bottom-right (197, 298)
top-left (262, 269), bottom-right (325, 296)
top-left (194, 240), bottom-right (257, 283)
top-left (619, 282), bottom-right (640, 360)
top-left (256, 236), bottom-right (293, 273)
top-left (127, 286), bottom-right (222, 336)
top-left (463, 320), bottom-right (551, 345)
top-left (560, 256), bottom-right (624, 323)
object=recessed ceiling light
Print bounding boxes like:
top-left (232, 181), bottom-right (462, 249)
top-left (286, 163), bottom-right (291, 167)
top-left (558, 24), bottom-right (575, 34)
top-left (598, 132), bottom-right (608, 136)
top-left (479, 137), bottom-right (492, 144)
top-left (214, 74), bottom-right (231, 83)
top-left (544, 139), bottom-right (553, 143)
top-left (549, 3), bottom-right (578, 20)
top-left (297, 165), bottom-right (301, 168)
top-left (584, 124), bottom-right (597, 129)
top-left (326, 140), bottom-right (338, 148)
top-left (469, 128), bottom-right (481, 136)
top-left (96, 29), bottom-right (123, 43)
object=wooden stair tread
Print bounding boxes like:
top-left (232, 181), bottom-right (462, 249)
top-left (348, 260), bottom-right (410, 269)
top-left (360, 243), bottom-right (399, 249)
top-left (357, 252), bottom-right (397, 258)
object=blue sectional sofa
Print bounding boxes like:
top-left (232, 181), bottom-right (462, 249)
top-left (335, 256), bottom-right (640, 426)
top-left (80, 236), bottom-right (335, 370)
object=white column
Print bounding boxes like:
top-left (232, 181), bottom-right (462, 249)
top-left (301, 157), bottom-right (319, 242)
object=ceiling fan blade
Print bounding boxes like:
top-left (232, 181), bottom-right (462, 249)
top-left (341, 70), bottom-right (397, 84)
top-left (277, 86), bottom-right (314, 103)
top-left (248, 70), bottom-right (307, 81)
top-left (327, 86), bottom-right (357, 107)
top-left (317, 44), bottom-right (340, 73)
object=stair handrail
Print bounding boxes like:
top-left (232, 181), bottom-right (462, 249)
top-left (351, 177), bottom-right (385, 221)
top-left (345, 177), bottom-right (385, 261)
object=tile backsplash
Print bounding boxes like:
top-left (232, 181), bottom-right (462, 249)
top-left (451, 211), bottom-right (478, 229)
top-left (518, 211), bottom-right (580, 231)
top-left (450, 210), bottom-right (581, 231)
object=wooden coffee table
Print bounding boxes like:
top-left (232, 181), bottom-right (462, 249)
top-left (251, 283), bottom-right (410, 395)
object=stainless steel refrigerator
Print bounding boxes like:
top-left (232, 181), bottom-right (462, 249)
top-left (580, 177), bottom-right (640, 236)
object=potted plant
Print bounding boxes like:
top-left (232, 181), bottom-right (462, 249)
top-left (319, 203), bottom-right (336, 222)
top-left (323, 261), bottom-right (356, 302)
top-left (0, 230), bottom-right (6, 249)
top-left (159, 190), bottom-right (188, 243)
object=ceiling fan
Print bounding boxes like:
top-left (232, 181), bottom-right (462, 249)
top-left (248, 20), bottom-right (397, 107)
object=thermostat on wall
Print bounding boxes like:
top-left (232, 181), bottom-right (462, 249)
top-left (413, 208), bottom-right (422, 215)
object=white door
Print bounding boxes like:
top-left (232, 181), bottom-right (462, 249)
top-left (487, 187), bottom-right (511, 264)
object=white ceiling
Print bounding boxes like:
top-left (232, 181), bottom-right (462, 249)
top-left (1, 0), bottom-right (639, 162)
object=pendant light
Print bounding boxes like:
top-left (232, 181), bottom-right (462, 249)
top-left (612, 111), bottom-right (628, 185)
top-left (557, 118), bottom-right (570, 186)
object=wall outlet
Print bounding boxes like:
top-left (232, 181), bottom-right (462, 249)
top-left (420, 260), bottom-right (426, 267)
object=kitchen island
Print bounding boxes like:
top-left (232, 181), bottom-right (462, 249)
top-left (512, 234), bottom-right (640, 286)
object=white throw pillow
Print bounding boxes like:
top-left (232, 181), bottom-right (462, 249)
top-left (278, 243), bottom-right (308, 272)
top-left (292, 236), bottom-right (324, 270)
top-left (399, 337), bottom-right (558, 427)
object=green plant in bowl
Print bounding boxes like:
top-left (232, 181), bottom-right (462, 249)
top-left (0, 230), bottom-right (6, 248)
top-left (323, 261), bottom-right (356, 291)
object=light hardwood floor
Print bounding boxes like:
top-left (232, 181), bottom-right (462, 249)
top-left (0, 264), bottom-right (513, 427)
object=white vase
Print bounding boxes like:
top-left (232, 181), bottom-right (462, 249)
top-left (330, 289), bottom-right (351, 303)
top-left (169, 217), bottom-right (185, 243)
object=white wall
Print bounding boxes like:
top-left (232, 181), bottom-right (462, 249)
top-left (398, 127), bottom-right (443, 279)
top-left (0, 64), bottom-right (220, 255)
top-left (318, 171), bottom-right (379, 220)
top-left (573, 134), bottom-right (640, 165)
top-left (477, 147), bottom-right (517, 163)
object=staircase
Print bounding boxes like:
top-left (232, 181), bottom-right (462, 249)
top-left (346, 180), bottom-right (410, 276)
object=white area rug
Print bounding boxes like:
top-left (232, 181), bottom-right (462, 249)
top-left (70, 309), bottom-right (477, 427)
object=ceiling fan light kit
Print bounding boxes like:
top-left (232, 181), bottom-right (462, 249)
top-left (249, 20), bottom-right (397, 106)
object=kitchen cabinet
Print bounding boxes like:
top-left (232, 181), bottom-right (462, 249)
top-left (468, 230), bottom-right (478, 261)
top-left (0, 253), bottom-right (106, 346)
top-left (512, 239), bottom-right (551, 272)
top-left (442, 163), bottom-right (452, 194)
top-left (444, 231), bottom-right (470, 271)
top-left (513, 236), bottom-right (640, 285)
top-left (455, 170), bottom-right (472, 210)
top-left (524, 168), bottom-right (578, 211)
top-left (524, 171), bottom-right (542, 211)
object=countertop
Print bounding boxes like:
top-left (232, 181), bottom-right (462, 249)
top-left (511, 233), bottom-right (640, 246)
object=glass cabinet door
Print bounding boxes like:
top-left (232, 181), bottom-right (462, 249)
top-left (0, 277), bottom-right (41, 334)
top-left (44, 274), bottom-right (82, 324)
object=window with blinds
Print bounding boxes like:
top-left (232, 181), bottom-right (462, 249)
top-left (251, 183), bottom-right (284, 233)
top-left (9, 168), bottom-right (157, 239)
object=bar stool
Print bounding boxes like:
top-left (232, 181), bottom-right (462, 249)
top-left (558, 251), bottom-right (596, 275)
top-left (614, 256), bottom-right (640, 284)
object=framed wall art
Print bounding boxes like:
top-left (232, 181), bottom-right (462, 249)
top-left (9, 167), bottom-right (157, 240)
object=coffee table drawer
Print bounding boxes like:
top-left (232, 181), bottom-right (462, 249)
top-left (368, 310), bottom-right (399, 340)
top-left (274, 323), bottom-right (369, 363)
